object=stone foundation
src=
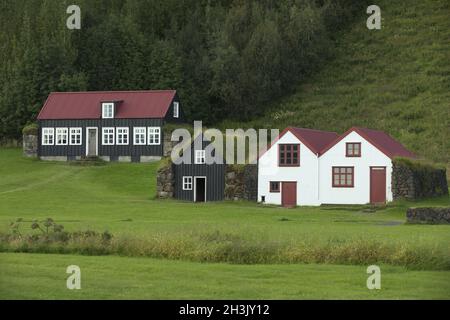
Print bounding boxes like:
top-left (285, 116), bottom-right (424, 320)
top-left (157, 160), bottom-right (174, 198)
top-left (406, 207), bottom-right (450, 224)
top-left (40, 156), bottom-right (68, 161)
top-left (141, 156), bottom-right (162, 163)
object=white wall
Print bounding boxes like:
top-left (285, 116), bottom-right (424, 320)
top-left (258, 131), bottom-right (320, 206)
top-left (318, 131), bottom-right (393, 204)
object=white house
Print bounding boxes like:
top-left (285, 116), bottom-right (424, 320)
top-left (258, 127), bottom-right (415, 207)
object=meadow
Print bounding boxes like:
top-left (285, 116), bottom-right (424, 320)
top-left (0, 148), bottom-right (449, 299)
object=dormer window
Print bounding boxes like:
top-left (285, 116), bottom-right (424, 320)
top-left (102, 103), bottom-right (114, 119)
top-left (173, 102), bottom-right (179, 118)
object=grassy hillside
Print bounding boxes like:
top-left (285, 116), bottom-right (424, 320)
top-left (221, 0), bottom-right (450, 163)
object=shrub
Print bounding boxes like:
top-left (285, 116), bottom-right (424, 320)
top-left (22, 123), bottom-right (38, 136)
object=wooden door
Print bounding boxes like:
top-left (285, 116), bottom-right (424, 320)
top-left (282, 182), bottom-right (297, 207)
top-left (370, 167), bottom-right (386, 204)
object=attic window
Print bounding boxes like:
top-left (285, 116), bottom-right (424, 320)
top-left (279, 144), bottom-right (300, 166)
top-left (195, 150), bottom-right (206, 164)
top-left (346, 142), bottom-right (361, 157)
top-left (173, 102), bottom-right (179, 118)
top-left (102, 103), bottom-right (114, 119)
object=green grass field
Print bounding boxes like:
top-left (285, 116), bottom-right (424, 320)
top-left (0, 148), bottom-right (449, 299)
top-left (220, 0), bottom-right (450, 164)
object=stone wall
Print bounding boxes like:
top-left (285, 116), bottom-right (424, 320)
top-left (392, 159), bottom-right (448, 200)
top-left (163, 131), bottom-right (177, 157)
top-left (406, 207), bottom-right (450, 224)
top-left (23, 134), bottom-right (38, 158)
top-left (156, 160), bottom-right (174, 198)
top-left (225, 164), bottom-right (258, 201)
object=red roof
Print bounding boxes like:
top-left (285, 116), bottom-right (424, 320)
top-left (37, 90), bottom-right (177, 120)
top-left (289, 127), bottom-right (339, 154)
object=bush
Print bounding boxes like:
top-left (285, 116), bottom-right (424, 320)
top-left (22, 123), bottom-right (38, 136)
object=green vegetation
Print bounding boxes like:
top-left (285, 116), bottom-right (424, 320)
top-left (0, 0), bottom-right (365, 139)
top-left (1, 253), bottom-right (450, 299)
top-left (21, 123), bottom-right (38, 136)
top-left (223, 0), bottom-right (450, 163)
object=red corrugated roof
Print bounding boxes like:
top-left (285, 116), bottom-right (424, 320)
top-left (289, 127), bottom-right (340, 154)
top-left (37, 90), bottom-right (177, 120)
top-left (320, 127), bottom-right (416, 159)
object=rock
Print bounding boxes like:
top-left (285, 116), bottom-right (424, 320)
top-left (406, 207), bottom-right (450, 224)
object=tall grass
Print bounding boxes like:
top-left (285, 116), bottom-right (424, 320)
top-left (1, 230), bottom-right (448, 271)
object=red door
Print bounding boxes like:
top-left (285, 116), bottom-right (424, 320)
top-left (282, 182), bottom-right (297, 208)
top-left (370, 167), bottom-right (386, 204)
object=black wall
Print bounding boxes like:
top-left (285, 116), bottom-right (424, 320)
top-left (38, 118), bottom-right (164, 158)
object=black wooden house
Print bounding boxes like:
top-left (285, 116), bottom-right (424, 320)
top-left (173, 134), bottom-right (225, 202)
top-left (37, 90), bottom-right (184, 162)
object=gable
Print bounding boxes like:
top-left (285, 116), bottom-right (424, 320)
top-left (37, 90), bottom-right (177, 120)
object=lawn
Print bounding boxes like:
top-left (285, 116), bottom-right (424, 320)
top-left (0, 148), bottom-right (449, 299)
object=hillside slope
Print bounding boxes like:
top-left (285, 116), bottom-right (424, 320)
top-left (225, 0), bottom-right (449, 163)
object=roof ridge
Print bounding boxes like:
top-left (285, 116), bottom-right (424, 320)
top-left (290, 126), bottom-right (338, 134)
top-left (49, 90), bottom-right (176, 95)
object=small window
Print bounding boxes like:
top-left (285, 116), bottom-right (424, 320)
top-left (269, 181), bottom-right (280, 192)
top-left (173, 102), bottom-right (179, 118)
top-left (69, 128), bottom-right (82, 145)
top-left (195, 150), bottom-right (206, 164)
top-left (134, 127), bottom-right (146, 145)
top-left (279, 144), bottom-right (300, 166)
top-left (183, 176), bottom-right (192, 190)
top-left (55, 128), bottom-right (68, 145)
top-left (148, 127), bottom-right (161, 145)
top-left (332, 167), bottom-right (354, 187)
top-left (102, 103), bottom-right (114, 118)
top-left (116, 127), bottom-right (129, 145)
top-left (346, 142), bottom-right (361, 157)
top-left (42, 128), bottom-right (54, 145)
top-left (102, 127), bottom-right (115, 145)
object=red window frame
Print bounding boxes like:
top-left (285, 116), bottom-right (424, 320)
top-left (278, 144), bottom-right (300, 167)
top-left (332, 167), bottom-right (354, 187)
top-left (269, 181), bottom-right (280, 192)
top-left (346, 142), bottom-right (361, 157)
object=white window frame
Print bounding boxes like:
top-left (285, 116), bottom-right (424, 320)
top-left (42, 128), bottom-right (54, 146)
top-left (173, 101), bottom-right (179, 118)
top-left (69, 128), bottom-right (82, 145)
top-left (102, 103), bottom-right (114, 119)
top-left (55, 128), bottom-right (68, 145)
top-left (195, 150), bottom-right (206, 164)
top-left (183, 176), bottom-right (193, 190)
top-left (133, 127), bottom-right (146, 145)
top-left (116, 127), bottom-right (129, 145)
top-left (148, 127), bottom-right (161, 145)
top-left (102, 127), bottom-right (115, 145)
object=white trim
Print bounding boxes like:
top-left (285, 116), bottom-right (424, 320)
top-left (133, 127), bottom-right (146, 145)
top-left (194, 176), bottom-right (207, 202)
top-left (55, 127), bottom-right (68, 145)
top-left (173, 101), bottom-right (179, 118)
top-left (182, 176), bottom-right (193, 190)
top-left (102, 103), bottom-right (114, 119)
top-left (116, 127), bottom-right (129, 145)
top-left (195, 150), bottom-right (206, 164)
top-left (69, 127), bottom-right (82, 145)
top-left (41, 128), bottom-right (54, 145)
top-left (148, 127), bottom-right (161, 145)
top-left (85, 127), bottom-right (98, 156)
top-left (102, 127), bottom-right (115, 145)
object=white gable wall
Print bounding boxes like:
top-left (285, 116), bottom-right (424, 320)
top-left (318, 131), bottom-right (393, 204)
top-left (258, 131), bottom-right (320, 206)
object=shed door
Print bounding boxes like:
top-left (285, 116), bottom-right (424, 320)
top-left (282, 182), bottom-right (297, 208)
top-left (370, 167), bottom-right (386, 204)
top-left (87, 128), bottom-right (97, 156)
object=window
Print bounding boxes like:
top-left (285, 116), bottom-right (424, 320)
top-left (102, 103), bottom-right (114, 118)
top-left (183, 176), bottom-right (192, 190)
top-left (173, 102), bottom-right (179, 118)
top-left (116, 127), bottom-right (129, 145)
top-left (42, 128), bottom-right (54, 145)
top-left (134, 127), bottom-right (146, 145)
top-left (332, 167), bottom-right (354, 187)
top-left (55, 128), bottom-right (68, 145)
top-left (102, 127), bottom-right (115, 145)
top-left (69, 128), bottom-right (82, 145)
top-left (279, 144), bottom-right (300, 166)
top-left (195, 150), bottom-right (206, 164)
top-left (346, 142), bottom-right (361, 157)
top-left (148, 127), bottom-right (161, 145)
top-left (269, 181), bottom-right (280, 192)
